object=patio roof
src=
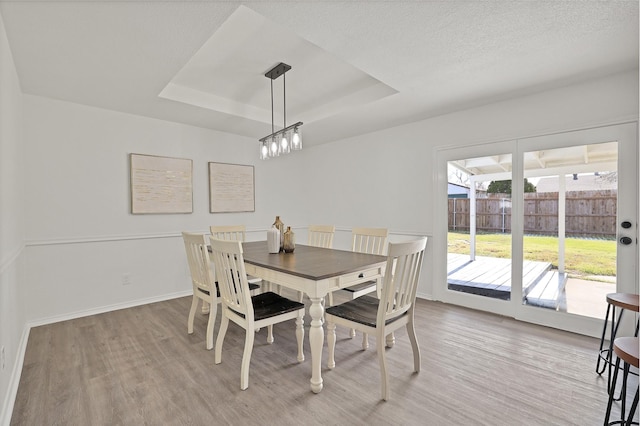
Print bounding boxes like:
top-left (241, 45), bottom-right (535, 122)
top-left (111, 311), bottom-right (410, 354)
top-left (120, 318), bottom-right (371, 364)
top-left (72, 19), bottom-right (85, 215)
top-left (449, 142), bottom-right (618, 181)
top-left (535, 173), bottom-right (616, 193)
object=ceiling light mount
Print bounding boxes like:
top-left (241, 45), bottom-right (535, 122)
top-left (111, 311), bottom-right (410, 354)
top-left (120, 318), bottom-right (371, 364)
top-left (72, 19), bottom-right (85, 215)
top-left (264, 62), bottom-right (291, 80)
top-left (259, 62), bottom-right (303, 160)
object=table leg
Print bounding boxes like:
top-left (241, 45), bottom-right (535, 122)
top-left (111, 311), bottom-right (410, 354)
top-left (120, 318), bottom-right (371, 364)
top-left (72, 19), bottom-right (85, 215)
top-left (309, 297), bottom-right (324, 393)
top-left (386, 332), bottom-right (395, 348)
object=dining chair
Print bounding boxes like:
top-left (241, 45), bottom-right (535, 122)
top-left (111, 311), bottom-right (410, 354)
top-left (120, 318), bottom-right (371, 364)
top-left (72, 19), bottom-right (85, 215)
top-left (297, 224), bottom-right (336, 301)
top-left (210, 225), bottom-right (271, 341)
top-left (327, 227), bottom-right (388, 307)
top-left (210, 238), bottom-right (305, 390)
top-left (210, 224), bottom-right (247, 242)
top-left (182, 231), bottom-right (218, 350)
top-left (307, 224), bottom-right (336, 249)
top-left (325, 237), bottom-right (428, 401)
top-left (328, 227), bottom-right (389, 347)
top-left (210, 225), bottom-right (262, 285)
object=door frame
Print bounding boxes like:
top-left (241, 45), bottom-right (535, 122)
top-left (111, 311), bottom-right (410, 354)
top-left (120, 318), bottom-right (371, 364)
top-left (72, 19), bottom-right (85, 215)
top-left (434, 122), bottom-right (638, 337)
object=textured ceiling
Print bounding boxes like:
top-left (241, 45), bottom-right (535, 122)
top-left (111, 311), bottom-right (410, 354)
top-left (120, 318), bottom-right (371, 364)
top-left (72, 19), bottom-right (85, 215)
top-left (159, 6), bottom-right (397, 129)
top-left (0, 1), bottom-right (637, 147)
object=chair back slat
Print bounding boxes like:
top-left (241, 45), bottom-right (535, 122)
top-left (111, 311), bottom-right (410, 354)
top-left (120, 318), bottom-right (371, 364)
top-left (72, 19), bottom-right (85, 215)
top-left (308, 225), bottom-right (335, 248)
top-left (209, 238), bottom-right (254, 322)
top-left (378, 238), bottom-right (427, 324)
top-left (210, 225), bottom-right (247, 242)
top-left (351, 227), bottom-right (388, 255)
top-left (182, 232), bottom-right (216, 295)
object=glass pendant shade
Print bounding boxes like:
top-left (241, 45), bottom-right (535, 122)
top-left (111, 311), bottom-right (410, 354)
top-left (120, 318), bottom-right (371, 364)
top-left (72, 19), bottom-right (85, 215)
top-left (280, 132), bottom-right (290, 154)
top-left (269, 137), bottom-right (279, 157)
top-left (292, 127), bottom-right (302, 150)
top-left (259, 141), bottom-right (269, 160)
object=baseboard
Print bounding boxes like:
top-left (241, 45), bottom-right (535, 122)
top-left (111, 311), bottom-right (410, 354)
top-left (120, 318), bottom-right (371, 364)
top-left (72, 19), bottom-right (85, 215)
top-left (416, 292), bottom-right (434, 301)
top-left (27, 290), bottom-right (192, 328)
top-left (0, 326), bottom-right (29, 426)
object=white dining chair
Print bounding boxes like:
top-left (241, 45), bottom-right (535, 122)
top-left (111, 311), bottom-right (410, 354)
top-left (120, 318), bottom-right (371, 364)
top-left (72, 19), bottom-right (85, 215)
top-left (296, 224), bottom-right (336, 301)
top-left (210, 225), bottom-right (271, 341)
top-left (328, 227), bottom-right (389, 347)
top-left (307, 224), bottom-right (335, 249)
top-left (211, 238), bottom-right (305, 390)
top-left (326, 237), bottom-right (427, 401)
top-left (182, 232), bottom-right (218, 350)
top-left (210, 225), bottom-right (262, 285)
top-left (210, 224), bottom-right (247, 242)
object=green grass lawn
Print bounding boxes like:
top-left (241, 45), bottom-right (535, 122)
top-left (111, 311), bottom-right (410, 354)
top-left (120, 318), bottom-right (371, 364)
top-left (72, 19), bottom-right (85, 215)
top-left (447, 232), bottom-right (616, 277)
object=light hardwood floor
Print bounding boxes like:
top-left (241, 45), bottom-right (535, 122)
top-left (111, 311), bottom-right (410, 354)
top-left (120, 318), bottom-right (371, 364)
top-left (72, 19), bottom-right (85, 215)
top-left (10, 290), bottom-right (636, 425)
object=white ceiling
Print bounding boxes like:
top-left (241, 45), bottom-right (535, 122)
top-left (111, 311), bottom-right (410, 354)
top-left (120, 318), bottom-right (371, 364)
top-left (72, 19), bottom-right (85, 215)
top-left (1, 1), bottom-right (637, 147)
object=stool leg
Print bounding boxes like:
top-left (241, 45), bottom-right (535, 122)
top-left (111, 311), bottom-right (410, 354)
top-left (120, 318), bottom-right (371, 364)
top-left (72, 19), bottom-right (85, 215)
top-left (597, 303), bottom-right (613, 375)
top-left (625, 387), bottom-right (638, 426)
top-left (608, 308), bottom-right (626, 397)
top-left (604, 356), bottom-right (622, 425)
top-left (619, 363), bottom-right (630, 424)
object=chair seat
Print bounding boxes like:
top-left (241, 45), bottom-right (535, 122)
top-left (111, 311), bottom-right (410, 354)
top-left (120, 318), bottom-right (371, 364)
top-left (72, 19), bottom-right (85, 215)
top-left (198, 282), bottom-right (260, 298)
top-left (326, 295), bottom-right (404, 327)
top-left (343, 280), bottom-right (376, 293)
top-left (231, 292), bottom-right (304, 321)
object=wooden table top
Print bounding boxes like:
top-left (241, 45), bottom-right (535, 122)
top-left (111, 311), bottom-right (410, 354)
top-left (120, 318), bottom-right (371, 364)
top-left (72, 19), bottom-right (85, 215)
top-left (241, 241), bottom-right (387, 281)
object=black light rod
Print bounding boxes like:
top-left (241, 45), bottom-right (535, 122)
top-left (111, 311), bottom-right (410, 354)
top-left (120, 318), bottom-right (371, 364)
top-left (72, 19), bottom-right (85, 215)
top-left (258, 121), bottom-right (303, 143)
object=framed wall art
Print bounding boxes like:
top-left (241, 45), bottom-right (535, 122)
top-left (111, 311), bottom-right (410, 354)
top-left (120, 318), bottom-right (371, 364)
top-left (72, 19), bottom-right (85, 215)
top-left (209, 162), bottom-right (255, 213)
top-left (130, 153), bottom-right (193, 214)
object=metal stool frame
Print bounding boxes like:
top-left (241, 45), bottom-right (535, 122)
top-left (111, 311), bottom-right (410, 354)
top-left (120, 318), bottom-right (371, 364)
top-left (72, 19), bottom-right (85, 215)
top-left (596, 294), bottom-right (640, 397)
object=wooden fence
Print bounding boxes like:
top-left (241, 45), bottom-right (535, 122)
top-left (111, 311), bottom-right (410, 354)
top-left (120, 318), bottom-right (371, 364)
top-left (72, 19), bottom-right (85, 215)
top-left (448, 190), bottom-right (617, 237)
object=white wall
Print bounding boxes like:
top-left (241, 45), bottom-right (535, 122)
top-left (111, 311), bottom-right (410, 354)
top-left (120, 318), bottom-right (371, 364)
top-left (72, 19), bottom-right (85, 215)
top-left (0, 10), bottom-right (25, 426)
top-left (271, 69), bottom-right (639, 299)
top-left (22, 95), bottom-right (291, 325)
top-left (22, 70), bottom-right (637, 323)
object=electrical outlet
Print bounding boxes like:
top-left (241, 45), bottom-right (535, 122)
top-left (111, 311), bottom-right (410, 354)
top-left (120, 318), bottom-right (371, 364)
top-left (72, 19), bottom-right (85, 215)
top-left (122, 273), bottom-right (131, 286)
top-left (1, 346), bottom-right (5, 371)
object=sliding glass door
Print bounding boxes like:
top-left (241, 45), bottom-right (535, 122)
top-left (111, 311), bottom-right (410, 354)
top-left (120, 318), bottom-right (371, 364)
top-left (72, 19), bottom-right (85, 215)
top-left (447, 153), bottom-right (513, 303)
top-left (435, 123), bottom-right (638, 336)
top-left (436, 141), bottom-right (517, 318)
top-left (516, 124), bottom-right (637, 335)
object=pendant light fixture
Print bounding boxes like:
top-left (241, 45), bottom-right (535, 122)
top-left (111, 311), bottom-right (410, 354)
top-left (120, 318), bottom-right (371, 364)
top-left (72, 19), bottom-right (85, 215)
top-left (259, 62), bottom-right (303, 159)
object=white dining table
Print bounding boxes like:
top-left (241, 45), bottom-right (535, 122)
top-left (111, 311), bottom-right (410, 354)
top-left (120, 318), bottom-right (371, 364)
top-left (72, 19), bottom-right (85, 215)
top-left (240, 241), bottom-right (387, 393)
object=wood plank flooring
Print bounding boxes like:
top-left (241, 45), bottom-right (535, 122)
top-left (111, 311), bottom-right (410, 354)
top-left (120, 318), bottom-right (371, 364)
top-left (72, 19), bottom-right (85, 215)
top-left (10, 290), bottom-right (635, 425)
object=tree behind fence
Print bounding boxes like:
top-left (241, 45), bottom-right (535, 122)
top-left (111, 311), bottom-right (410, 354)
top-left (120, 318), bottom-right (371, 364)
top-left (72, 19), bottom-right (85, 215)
top-left (448, 190), bottom-right (617, 237)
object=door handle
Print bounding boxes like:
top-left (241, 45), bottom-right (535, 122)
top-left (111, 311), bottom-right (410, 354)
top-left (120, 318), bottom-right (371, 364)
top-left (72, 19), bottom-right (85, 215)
top-left (620, 236), bottom-right (633, 245)
top-left (621, 221), bottom-right (632, 229)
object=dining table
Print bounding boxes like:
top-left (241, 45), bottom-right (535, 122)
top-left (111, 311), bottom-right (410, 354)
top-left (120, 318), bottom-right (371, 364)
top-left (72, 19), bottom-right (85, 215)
top-left (240, 240), bottom-right (387, 394)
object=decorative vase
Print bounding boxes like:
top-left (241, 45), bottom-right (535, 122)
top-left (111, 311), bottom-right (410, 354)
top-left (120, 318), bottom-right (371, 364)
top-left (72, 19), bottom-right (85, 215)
top-left (283, 226), bottom-right (295, 253)
top-left (267, 226), bottom-right (280, 253)
top-left (272, 215), bottom-right (285, 252)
